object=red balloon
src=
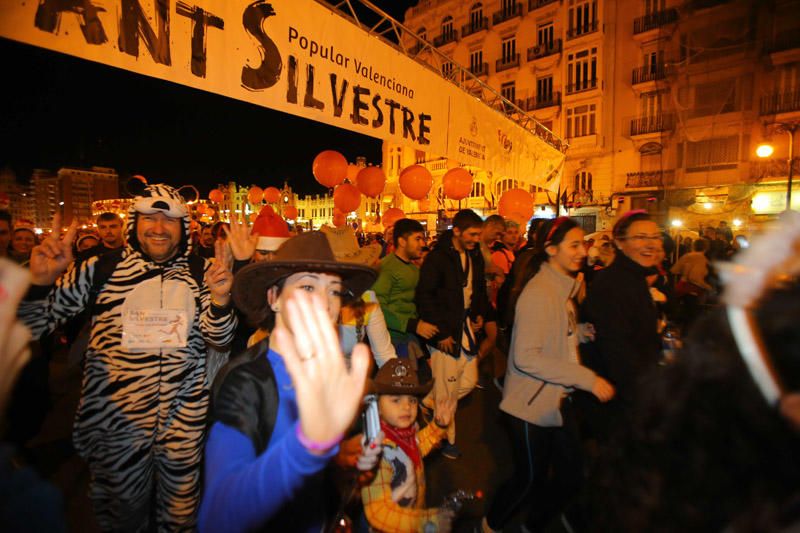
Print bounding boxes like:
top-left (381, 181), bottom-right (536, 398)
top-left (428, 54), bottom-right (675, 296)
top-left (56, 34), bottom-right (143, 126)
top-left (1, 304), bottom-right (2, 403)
top-left (346, 164), bottom-right (360, 182)
top-left (333, 212), bottom-right (347, 227)
top-left (381, 207), bottom-right (405, 228)
top-left (333, 183), bottom-right (361, 213)
top-left (248, 213), bottom-right (258, 223)
top-left (263, 186), bottom-right (281, 204)
top-left (356, 166), bottom-right (386, 198)
top-left (312, 150), bottom-right (348, 188)
top-left (498, 188), bottom-right (534, 222)
top-left (248, 186), bottom-right (264, 205)
top-left (399, 165), bottom-right (433, 200)
top-left (208, 189), bottom-right (223, 203)
top-left (284, 205), bottom-right (298, 220)
top-left (442, 168), bottom-right (473, 200)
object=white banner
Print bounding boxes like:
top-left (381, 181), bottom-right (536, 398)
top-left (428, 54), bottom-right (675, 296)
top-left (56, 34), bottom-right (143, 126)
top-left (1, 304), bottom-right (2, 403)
top-left (0, 0), bottom-right (564, 188)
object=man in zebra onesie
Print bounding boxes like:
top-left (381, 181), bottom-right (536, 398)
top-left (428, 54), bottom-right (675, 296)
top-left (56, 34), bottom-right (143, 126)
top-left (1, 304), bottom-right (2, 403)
top-left (19, 183), bottom-right (237, 531)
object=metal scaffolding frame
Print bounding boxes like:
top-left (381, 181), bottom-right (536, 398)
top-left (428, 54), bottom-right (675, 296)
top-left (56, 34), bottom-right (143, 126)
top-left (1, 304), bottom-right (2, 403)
top-left (321, 0), bottom-right (568, 153)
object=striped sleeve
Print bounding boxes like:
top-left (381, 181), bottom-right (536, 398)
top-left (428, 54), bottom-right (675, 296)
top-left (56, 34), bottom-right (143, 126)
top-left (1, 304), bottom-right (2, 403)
top-left (361, 456), bottom-right (445, 533)
top-left (417, 423), bottom-right (447, 458)
top-left (18, 258), bottom-right (95, 339)
top-left (198, 260), bottom-right (237, 349)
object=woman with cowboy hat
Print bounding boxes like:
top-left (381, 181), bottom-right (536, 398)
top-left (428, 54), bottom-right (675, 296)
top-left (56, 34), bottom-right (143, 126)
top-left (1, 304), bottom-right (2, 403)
top-left (198, 232), bottom-right (383, 532)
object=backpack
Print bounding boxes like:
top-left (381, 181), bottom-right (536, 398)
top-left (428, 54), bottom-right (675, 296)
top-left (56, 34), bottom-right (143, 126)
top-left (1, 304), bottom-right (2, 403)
top-left (495, 248), bottom-right (539, 354)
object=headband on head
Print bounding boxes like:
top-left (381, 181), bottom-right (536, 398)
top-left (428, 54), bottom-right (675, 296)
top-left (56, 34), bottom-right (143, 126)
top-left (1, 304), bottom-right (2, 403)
top-left (612, 209), bottom-right (649, 237)
top-left (545, 217), bottom-right (571, 244)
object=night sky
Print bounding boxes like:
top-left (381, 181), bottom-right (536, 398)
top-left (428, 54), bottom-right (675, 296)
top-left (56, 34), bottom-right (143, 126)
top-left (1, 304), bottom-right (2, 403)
top-left (0, 0), bottom-right (414, 196)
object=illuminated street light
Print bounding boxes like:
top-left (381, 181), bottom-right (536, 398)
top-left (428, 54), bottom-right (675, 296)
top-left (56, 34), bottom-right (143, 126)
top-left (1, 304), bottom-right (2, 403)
top-left (732, 219), bottom-right (742, 228)
top-left (756, 143), bottom-right (774, 158)
top-left (703, 202), bottom-right (712, 210)
top-left (671, 219), bottom-right (682, 227)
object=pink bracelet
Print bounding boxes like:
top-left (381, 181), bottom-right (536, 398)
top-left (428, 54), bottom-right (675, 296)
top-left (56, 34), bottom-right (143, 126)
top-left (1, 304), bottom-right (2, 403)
top-left (295, 424), bottom-right (343, 452)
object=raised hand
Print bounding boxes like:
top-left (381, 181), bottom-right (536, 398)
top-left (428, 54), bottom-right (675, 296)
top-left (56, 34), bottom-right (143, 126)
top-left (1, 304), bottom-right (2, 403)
top-left (223, 214), bottom-right (258, 262)
top-left (434, 394), bottom-right (457, 428)
top-left (29, 213), bottom-right (77, 286)
top-left (274, 291), bottom-right (369, 452)
top-left (0, 259), bottom-right (32, 415)
top-left (205, 239), bottom-right (233, 306)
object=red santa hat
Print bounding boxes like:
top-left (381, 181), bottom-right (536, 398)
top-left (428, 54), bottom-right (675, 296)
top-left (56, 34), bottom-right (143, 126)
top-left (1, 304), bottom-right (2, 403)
top-left (252, 206), bottom-right (290, 252)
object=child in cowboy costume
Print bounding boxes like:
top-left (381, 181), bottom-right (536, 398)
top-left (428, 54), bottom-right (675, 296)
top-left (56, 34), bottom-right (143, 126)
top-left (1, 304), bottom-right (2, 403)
top-left (362, 358), bottom-right (457, 532)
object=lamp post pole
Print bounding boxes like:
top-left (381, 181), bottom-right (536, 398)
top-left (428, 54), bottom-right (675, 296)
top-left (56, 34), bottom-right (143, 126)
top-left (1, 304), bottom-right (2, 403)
top-left (784, 124), bottom-right (796, 211)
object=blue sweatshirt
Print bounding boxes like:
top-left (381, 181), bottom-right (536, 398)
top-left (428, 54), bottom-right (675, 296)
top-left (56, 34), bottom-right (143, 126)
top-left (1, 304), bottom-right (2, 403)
top-left (199, 349), bottom-right (339, 532)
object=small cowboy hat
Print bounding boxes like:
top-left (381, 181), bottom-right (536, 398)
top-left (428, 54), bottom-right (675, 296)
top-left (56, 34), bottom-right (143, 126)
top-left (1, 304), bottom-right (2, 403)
top-left (232, 231), bottom-right (377, 321)
top-left (370, 358), bottom-right (432, 396)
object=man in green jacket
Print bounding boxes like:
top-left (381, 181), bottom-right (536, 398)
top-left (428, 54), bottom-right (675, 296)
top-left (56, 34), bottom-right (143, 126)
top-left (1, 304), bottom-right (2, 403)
top-left (372, 219), bottom-right (438, 364)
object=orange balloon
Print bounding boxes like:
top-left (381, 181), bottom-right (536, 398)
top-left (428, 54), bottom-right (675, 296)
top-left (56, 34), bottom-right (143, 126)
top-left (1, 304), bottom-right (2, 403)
top-left (399, 165), bottom-right (433, 200)
top-left (248, 186), bottom-right (264, 205)
top-left (263, 186), bottom-right (281, 204)
top-left (284, 205), bottom-right (298, 220)
top-left (132, 174), bottom-right (148, 184)
top-left (356, 166), bottom-right (386, 198)
top-left (312, 150), bottom-right (348, 188)
top-left (346, 164), bottom-right (360, 182)
top-left (417, 197), bottom-right (431, 211)
top-left (208, 189), bottom-right (223, 203)
top-left (443, 168), bottom-right (473, 200)
top-left (333, 212), bottom-right (347, 227)
top-left (333, 183), bottom-right (361, 213)
top-left (206, 208), bottom-right (216, 217)
top-left (381, 207), bottom-right (405, 228)
top-left (195, 203), bottom-right (206, 214)
top-left (498, 188), bottom-right (534, 222)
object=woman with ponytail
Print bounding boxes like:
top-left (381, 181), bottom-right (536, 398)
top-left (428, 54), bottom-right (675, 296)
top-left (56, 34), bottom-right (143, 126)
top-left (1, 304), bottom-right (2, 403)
top-left (482, 217), bottom-right (615, 533)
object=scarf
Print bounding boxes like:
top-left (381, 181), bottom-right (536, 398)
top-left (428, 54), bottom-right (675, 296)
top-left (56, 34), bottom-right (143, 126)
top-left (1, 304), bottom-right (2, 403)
top-left (380, 419), bottom-right (421, 467)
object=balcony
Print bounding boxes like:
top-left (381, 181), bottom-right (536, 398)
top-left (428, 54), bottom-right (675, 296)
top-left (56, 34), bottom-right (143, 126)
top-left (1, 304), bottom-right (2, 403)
top-left (626, 170), bottom-right (675, 188)
top-left (461, 17), bottom-right (488, 38)
top-left (433, 29), bottom-right (458, 47)
top-left (492, 3), bottom-right (522, 26)
top-left (760, 90), bottom-right (800, 116)
top-left (630, 114), bottom-right (675, 136)
top-left (566, 78), bottom-right (598, 94)
top-left (496, 53), bottom-right (521, 73)
top-left (567, 20), bottom-right (598, 40)
top-left (690, 0), bottom-right (733, 9)
top-left (631, 64), bottom-right (667, 85)
top-left (532, 91), bottom-right (561, 109)
top-left (469, 62), bottom-right (489, 77)
top-left (633, 8), bottom-right (678, 35)
top-left (529, 0), bottom-right (559, 9)
top-left (527, 39), bottom-right (562, 61)
top-left (409, 42), bottom-right (425, 55)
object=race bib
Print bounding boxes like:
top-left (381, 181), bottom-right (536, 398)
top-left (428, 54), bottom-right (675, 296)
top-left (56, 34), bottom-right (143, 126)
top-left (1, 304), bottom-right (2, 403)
top-left (122, 309), bottom-right (189, 349)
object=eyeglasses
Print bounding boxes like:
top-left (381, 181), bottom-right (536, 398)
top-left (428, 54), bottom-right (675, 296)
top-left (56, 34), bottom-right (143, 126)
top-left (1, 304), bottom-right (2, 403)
top-left (619, 234), bottom-right (662, 243)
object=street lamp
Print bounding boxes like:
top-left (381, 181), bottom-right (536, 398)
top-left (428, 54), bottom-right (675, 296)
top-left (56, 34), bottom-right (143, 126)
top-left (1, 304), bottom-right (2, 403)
top-left (756, 122), bottom-right (798, 211)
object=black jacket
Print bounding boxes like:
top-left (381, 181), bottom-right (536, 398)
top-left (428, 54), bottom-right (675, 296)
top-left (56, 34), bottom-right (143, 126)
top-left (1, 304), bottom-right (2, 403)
top-left (415, 231), bottom-right (491, 353)
top-left (581, 253), bottom-right (661, 406)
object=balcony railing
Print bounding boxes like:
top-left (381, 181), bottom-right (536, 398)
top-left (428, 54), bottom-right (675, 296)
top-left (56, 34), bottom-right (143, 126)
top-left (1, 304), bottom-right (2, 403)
top-left (527, 39), bottom-right (562, 61)
top-left (529, 0), bottom-right (559, 9)
top-left (630, 114), bottom-right (675, 136)
top-left (496, 53), bottom-right (521, 73)
top-left (469, 62), bottom-right (489, 76)
top-left (433, 29), bottom-right (458, 47)
top-left (632, 64), bottom-right (667, 85)
top-left (533, 91), bottom-right (561, 109)
top-left (567, 20), bottom-right (598, 40)
top-left (461, 17), bottom-right (488, 37)
top-left (633, 8), bottom-right (678, 34)
top-left (566, 78), bottom-right (598, 94)
top-left (626, 170), bottom-right (675, 188)
top-left (760, 90), bottom-right (800, 115)
top-left (493, 3), bottom-right (522, 25)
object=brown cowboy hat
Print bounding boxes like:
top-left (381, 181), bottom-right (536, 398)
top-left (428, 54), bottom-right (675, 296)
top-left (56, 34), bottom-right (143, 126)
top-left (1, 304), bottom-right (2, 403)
top-left (370, 359), bottom-right (433, 396)
top-left (232, 231), bottom-right (377, 320)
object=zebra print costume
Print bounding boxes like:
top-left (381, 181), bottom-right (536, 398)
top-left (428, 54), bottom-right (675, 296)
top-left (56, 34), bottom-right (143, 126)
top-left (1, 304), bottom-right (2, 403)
top-left (19, 184), bottom-right (237, 531)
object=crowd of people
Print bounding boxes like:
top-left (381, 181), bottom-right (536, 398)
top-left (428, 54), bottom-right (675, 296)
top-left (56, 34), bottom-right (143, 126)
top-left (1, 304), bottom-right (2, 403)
top-left (0, 180), bottom-right (797, 532)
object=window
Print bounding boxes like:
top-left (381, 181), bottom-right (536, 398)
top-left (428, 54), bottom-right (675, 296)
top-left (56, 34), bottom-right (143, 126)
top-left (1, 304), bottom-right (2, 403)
top-left (566, 104), bottom-right (597, 138)
top-left (640, 91), bottom-right (662, 118)
top-left (537, 76), bottom-right (553, 102)
top-left (502, 0), bottom-right (516, 14)
top-left (442, 61), bottom-right (454, 78)
top-left (417, 27), bottom-right (427, 41)
top-left (538, 22), bottom-right (554, 46)
top-left (496, 179), bottom-right (519, 195)
top-left (777, 64), bottom-right (800, 94)
top-left (470, 181), bottom-right (485, 198)
top-left (568, 0), bottom-right (597, 37)
top-left (501, 81), bottom-right (516, 103)
top-left (529, 184), bottom-right (545, 193)
top-left (470, 50), bottom-right (484, 72)
top-left (693, 79), bottom-right (738, 117)
top-left (574, 171), bottom-right (593, 192)
top-left (567, 48), bottom-right (598, 93)
top-left (644, 0), bottom-right (665, 15)
top-left (685, 136), bottom-right (739, 171)
top-left (441, 16), bottom-right (454, 39)
top-left (470, 3), bottom-right (484, 28)
top-left (502, 37), bottom-right (517, 62)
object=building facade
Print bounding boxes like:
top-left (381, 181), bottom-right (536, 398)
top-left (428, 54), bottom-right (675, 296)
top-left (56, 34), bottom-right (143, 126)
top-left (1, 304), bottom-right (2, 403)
top-left (393, 0), bottom-right (800, 234)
